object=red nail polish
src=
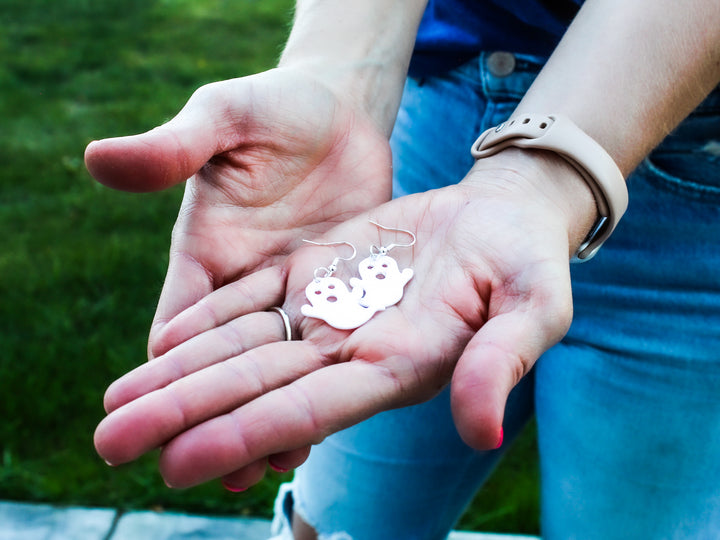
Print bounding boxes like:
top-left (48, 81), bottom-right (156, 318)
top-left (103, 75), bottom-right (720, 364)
top-left (222, 480), bottom-right (247, 493)
top-left (268, 461), bottom-right (290, 474)
top-left (494, 427), bottom-right (504, 449)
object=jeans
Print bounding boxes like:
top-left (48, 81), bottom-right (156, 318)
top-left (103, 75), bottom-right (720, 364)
top-left (271, 53), bottom-right (720, 540)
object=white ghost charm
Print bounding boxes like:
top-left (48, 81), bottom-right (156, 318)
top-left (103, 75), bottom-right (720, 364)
top-left (301, 276), bottom-right (385, 330)
top-left (351, 254), bottom-right (413, 309)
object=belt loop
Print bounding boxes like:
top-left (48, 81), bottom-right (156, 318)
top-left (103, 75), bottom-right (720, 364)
top-left (477, 51), bottom-right (487, 80)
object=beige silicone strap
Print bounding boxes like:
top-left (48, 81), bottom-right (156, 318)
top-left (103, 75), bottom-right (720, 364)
top-left (471, 114), bottom-right (628, 261)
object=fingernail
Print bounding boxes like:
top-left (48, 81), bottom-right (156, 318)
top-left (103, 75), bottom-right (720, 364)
top-left (104, 460), bottom-right (116, 467)
top-left (221, 480), bottom-right (247, 493)
top-left (268, 460), bottom-right (290, 474)
top-left (494, 427), bottom-right (504, 449)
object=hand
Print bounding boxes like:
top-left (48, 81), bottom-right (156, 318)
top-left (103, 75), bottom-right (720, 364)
top-left (94, 149), bottom-right (597, 490)
top-left (84, 68), bottom-right (392, 359)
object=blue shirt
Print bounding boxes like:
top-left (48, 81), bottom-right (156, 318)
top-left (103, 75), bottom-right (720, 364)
top-left (409, 0), bottom-right (581, 77)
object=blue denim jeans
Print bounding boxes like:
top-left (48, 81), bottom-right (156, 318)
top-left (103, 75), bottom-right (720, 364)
top-left (271, 53), bottom-right (720, 540)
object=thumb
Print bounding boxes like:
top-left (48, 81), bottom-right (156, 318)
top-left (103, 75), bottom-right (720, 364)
top-left (450, 307), bottom-right (569, 450)
top-left (84, 84), bottom-right (232, 192)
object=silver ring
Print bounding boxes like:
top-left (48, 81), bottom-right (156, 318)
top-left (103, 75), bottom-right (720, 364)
top-left (268, 307), bottom-right (292, 341)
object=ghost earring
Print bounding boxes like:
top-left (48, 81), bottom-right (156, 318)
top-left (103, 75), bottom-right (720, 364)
top-left (351, 220), bottom-right (415, 310)
top-left (300, 240), bottom-right (384, 330)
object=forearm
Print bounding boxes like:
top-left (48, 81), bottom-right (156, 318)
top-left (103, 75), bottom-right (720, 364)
top-left (279, 0), bottom-right (428, 134)
top-left (515, 0), bottom-right (720, 176)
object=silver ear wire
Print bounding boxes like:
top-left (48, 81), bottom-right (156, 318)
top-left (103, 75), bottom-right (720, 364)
top-left (301, 239), bottom-right (357, 280)
top-left (368, 220), bottom-right (416, 256)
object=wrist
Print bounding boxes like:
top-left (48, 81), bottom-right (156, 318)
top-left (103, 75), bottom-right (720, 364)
top-left (276, 59), bottom-right (404, 135)
top-left (278, 0), bottom-right (426, 135)
top-left (471, 114), bottom-right (628, 260)
top-left (462, 148), bottom-right (599, 260)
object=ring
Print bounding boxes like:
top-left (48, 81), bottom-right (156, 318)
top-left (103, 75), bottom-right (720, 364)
top-left (268, 307), bottom-right (292, 341)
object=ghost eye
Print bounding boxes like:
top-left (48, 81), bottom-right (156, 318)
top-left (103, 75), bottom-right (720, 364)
top-left (315, 290), bottom-right (322, 295)
top-left (367, 265), bottom-right (374, 270)
top-left (328, 284), bottom-right (335, 289)
top-left (382, 264), bottom-right (388, 268)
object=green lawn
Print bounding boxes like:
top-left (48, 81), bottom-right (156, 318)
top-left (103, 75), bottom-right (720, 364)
top-left (0, 0), bottom-right (539, 534)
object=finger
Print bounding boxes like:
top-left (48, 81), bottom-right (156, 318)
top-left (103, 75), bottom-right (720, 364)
top-left (219, 459), bottom-right (268, 493)
top-left (104, 310), bottom-right (292, 413)
top-left (218, 446), bottom-right (310, 492)
top-left (94, 340), bottom-right (326, 466)
top-left (268, 446), bottom-right (312, 473)
top-left (147, 246), bottom-right (215, 360)
top-left (450, 308), bottom-right (569, 450)
top-left (84, 83), bottom-right (234, 192)
top-left (150, 265), bottom-right (286, 358)
top-left (157, 357), bottom-right (415, 488)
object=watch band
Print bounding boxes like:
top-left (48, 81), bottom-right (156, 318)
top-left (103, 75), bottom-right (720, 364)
top-left (471, 114), bottom-right (628, 261)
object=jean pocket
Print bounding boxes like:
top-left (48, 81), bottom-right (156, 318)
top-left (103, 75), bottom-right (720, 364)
top-left (642, 141), bottom-right (720, 204)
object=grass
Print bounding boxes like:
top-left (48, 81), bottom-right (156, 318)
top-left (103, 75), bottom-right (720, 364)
top-left (0, 0), bottom-right (540, 534)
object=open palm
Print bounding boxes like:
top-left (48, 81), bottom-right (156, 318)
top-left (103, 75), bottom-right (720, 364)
top-left (85, 68), bottom-right (392, 359)
top-left (94, 155), bottom-right (591, 490)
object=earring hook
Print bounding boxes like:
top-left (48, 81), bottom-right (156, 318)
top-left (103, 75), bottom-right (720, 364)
top-left (368, 219), bottom-right (416, 255)
top-left (302, 239), bottom-right (357, 280)
top-left (302, 239), bottom-right (357, 261)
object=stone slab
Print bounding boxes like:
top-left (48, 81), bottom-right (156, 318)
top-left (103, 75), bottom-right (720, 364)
top-left (0, 501), bottom-right (116, 540)
top-left (112, 509), bottom-right (272, 539)
top-left (0, 500), bottom-right (539, 539)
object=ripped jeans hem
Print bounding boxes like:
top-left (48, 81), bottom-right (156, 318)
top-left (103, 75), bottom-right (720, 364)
top-left (269, 482), bottom-right (354, 540)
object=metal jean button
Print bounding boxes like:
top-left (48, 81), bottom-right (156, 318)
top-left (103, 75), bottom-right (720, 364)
top-left (486, 51), bottom-right (516, 78)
